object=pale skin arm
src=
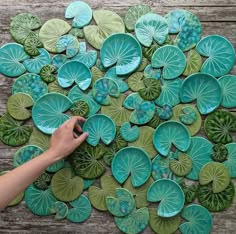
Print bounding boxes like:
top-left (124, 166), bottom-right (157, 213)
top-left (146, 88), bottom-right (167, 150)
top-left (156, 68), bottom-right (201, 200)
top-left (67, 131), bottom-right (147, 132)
top-left (0, 116), bottom-right (89, 209)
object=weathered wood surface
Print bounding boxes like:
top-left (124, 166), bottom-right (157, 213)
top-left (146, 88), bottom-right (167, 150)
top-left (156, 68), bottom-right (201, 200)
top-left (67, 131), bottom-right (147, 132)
top-left (0, 0), bottom-right (236, 233)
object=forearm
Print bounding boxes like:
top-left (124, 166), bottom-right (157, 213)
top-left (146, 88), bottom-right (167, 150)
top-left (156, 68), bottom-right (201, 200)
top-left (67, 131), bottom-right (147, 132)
top-left (0, 149), bottom-right (57, 209)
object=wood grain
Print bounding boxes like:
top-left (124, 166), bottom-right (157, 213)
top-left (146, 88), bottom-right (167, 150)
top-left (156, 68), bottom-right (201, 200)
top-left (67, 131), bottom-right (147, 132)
top-left (0, 0), bottom-right (236, 233)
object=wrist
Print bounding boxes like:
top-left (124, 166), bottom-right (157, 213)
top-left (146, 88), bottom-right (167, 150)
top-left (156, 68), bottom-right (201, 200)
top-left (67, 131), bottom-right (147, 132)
top-left (43, 148), bottom-right (61, 164)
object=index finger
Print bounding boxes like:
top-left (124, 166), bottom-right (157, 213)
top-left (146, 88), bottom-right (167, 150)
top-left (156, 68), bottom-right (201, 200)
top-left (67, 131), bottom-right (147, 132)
top-left (67, 116), bottom-right (86, 128)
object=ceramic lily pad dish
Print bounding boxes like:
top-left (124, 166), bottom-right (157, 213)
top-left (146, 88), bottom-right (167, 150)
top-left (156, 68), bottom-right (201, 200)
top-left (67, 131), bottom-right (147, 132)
top-left (135, 13), bottom-right (168, 47)
top-left (34, 172), bottom-right (51, 190)
top-left (70, 143), bottom-right (106, 179)
top-left (69, 27), bottom-right (84, 38)
top-left (32, 93), bottom-right (72, 134)
top-left (0, 113), bottom-right (32, 146)
top-left (204, 109), bottom-right (236, 144)
top-left (179, 106), bottom-right (197, 125)
top-left (153, 121), bottom-right (191, 156)
top-left (48, 80), bottom-right (69, 95)
top-left (57, 61), bottom-right (92, 89)
top-left (92, 78), bottom-right (120, 105)
top-left (199, 161), bottom-right (230, 193)
top-left (179, 204), bottom-right (213, 234)
top-left (111, 146), bottom-right (152, 187)
top-left (51, 168), bottom-right (83, 202)
top-left (88, 175), bottom-right (121, 211)
top-left (25, 185), bottom-right (57, 216)
top-left (24, 35), bottom-right (43, 56)
top-left (186, 137), bottom-right (213, 180)
top-left (13, 145), bottom-right (43, 168)
top-left (147, 179), bottom-right (185, 217)
top-left (39, 19), bottom-right (71, 53)
top-left (211, 143), bottom-right (228, 162)
top-left (164, 10), bottom-right (202, 51)
top-left (180, 183), bottom-right (198, 204)
top-left (65, 1), bottom-right (92, 28)
top-left (144, 65), bottom-right (161, 80)
top-left (12, 73), bottom-right (48, 101)
top-left (71, 42), bottom-right (97, 68)
top-left (83, 114), bottom-right (116, 146)
top-left (40, 65), bottom-right (56, 83)
top-left (197, 181), bottom-right (235, 212)
top-left (114, 207), bottom-right (149, 234)
top-left (103, 144), bottom-right (118, 167)
top-left (139, 78), bottom-right (161, 101)
top-left (113, 126), bottom-right (128, 150)
top-left (218, 75), bottom-right (236, 108)
top-left (157, 104), bottom-right (173, 120)
top-left (129, 126), bottom-right (157, 159)
top-left (147, 112), bottom-right (161, 129)
top-left (0, 43), bottom-right (29, 77)
top-left (142, 44), bottom-right (160, 61)
top-left (29, 128), bottom-right (50, 151)
top-left (7, 93), bottom-right (34, 120)
top-left (127, 72), bottom-right (145, 92)
top-left (180, 73), bottom-right (222, 114)
top-left (52, 54), bottom-right (68, 70)
top-left (120, 122), bottom-right (139, 142)
top-left (106, 188), bottom-right (135, 217)
top-left (70, 100), bottom-right (89, 117)
top-left (84, 10), bottom-right (125, 49)
top-left (67, 195), bottom-right (92, 223)
top-left (196, 35), bottom-right (235, 77)
top-left (47, 159), bottom-right (65, 173)
top-left (100, 33), bottom-right (142, 75)
top-left (183, 49), bottom-right (202, 76)
top-left (50, 201), bottom-right (68, 220)
top-left (149, 208), bottom-right (181, 234)
top-left (151, 45), bottom-right (186, 79)
top-left (223, 143), bottom-right (236, 178)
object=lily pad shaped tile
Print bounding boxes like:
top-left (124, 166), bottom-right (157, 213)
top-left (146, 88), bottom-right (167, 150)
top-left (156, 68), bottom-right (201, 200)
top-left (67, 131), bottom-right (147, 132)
top-left (153, 121), bottom-right (191, 156)
top-left (179, 204), bottom-right (213, 234)
top-left (84, 10), bottom-right (125, 50)
top-left (50, 201), bottom-right (68, 220)
top-left (83, 114), bottom-right (116, 146)
top-left (92, 78), bottom-right (120, 105)
top-left (135, 13), bottom-right (168, 47)
top-left (57, 61), bottom-right (92, 89)
top-left (52, 54), bottom-right (68, 70)
top-left (111, 146), bottom-right (152, 187)
top-left (65, 1), bottom-right (92, 28)
top-left (147, 179), bottom-right (185, 217)
top-left (152, 45), bottom-right (186, 80)
top-left (196, 35), bottom-right (235, 77)
top-left (0, 43), bottom-right (29, 77)
top-left (120, 122), bottom-right (140, 142)
top-left (100, 33), bottom-right (142, 75)
top-left (180, 73), bottom-right (222, 114)
top-left (164, 10), bottom-right (202, 51)
top-left (223, 143), bottom-right (236, 178)
top-left (32, 93), bottom-right (72, 134)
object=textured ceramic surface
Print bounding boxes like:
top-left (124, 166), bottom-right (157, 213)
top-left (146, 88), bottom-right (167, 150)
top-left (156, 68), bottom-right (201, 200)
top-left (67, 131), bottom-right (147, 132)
top-left (223, 143), bottom-right (236, 178)
top-left (120, 122), bottom-right (140, 142)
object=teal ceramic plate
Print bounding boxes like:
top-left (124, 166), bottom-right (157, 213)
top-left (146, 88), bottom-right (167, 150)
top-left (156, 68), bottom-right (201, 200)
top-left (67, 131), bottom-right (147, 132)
top-left (100, 33), bottom-right (142, 75)
top-left (120, 122), bottom-right (139, 142)
top-left (83, 114), bottom-right (116, 146)
top-left (153, 121), bottom-right (191, 156)
top-left (111, 146), bottom-right (152, 187)
top-left (32, 93), bottom-right (72, 134)
top-left (223, 143), bottom-right (236, 178)
top-left (180, 73), bottom-right (222, 114)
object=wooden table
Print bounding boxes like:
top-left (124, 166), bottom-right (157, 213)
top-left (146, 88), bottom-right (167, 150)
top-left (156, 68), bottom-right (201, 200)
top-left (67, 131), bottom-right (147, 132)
top-left (0, 0), bottom-right (236, 233)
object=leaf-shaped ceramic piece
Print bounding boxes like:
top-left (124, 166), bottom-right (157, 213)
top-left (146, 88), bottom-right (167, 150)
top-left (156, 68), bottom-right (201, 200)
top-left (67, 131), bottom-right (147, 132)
top-left (29, 128), bottom-right (50, 151)
top-left (164, 10), bottom-right (202, 51)
top-left (83, 114), bottom-right (116, 146)
top-left (32, 93), bottom-right (72, 134)
top-left (24, 34), bottom-right (43, 57)
top-left (91, 66), bottom-right (104, 85)
top-left (65, 1), bottom-right (92, 28)
top-left (211, 143), bottom-right (228, 163)
top-left (106, 188), bottom-right (135, 217)
top-left (218, 75), bottom-right (236, 108)
top-left (144, 65), bottom-right (161, 80)
top-left (50, 201), bottom-right (68, 220)
top-left (12, 73), bottom-right (48, 101)
top-left (25, 185), bottom-right (57, 216)
top-left (153, 121), bottom-right (191, 156)
top-left (179, 204), bottom-right (213, 234)
top-left (179, 106), bottom-right (197, 125)
top-left (139, 78), bottom-right (161, 101)
top-left (151, 45), bottom-right (186, 79)
top-left (114, 207), bottom-right (149, 234)
top-left (127, 72), bottom-right (145, 92)
top-left (0, 113), bottom-right (32, 146)
top-left (40, 65), bottom-right (56, 83)
top-left (101, 94), bottom-right (132, 126)
top-left (52, 54), bottom-right (68, 70)
top-left (129, 126), bottom-right (157, 159)
top-left (0, 43), bottom-right (29, 77)
top-left (7, 93), bottom-right (34, 120)
top-left (143, 44), bottom-right (160, 61)
top-left (34, 172), bottom-right (51, 190)
top-left (69, 27), bottom-right (84, 38)
top-left (51, 168), bottom-right (83, 202)
top-left (39, 19), bottom-right (71, 53)
top-left (13, 145), bottom-right (43, 168)
top-left (68, 86), bottom-right (101, 117)
top-left (100, 33), bottom-right (142, 75)
top-left (84, 10), bottom-right (125, 49)
top-left (120, 122), bottom-right (140, 142)
top-left (199, 162), bottom-right (230, 193)
top-left (147, 179), bottom-right (185, 217)
top-left (70, 100), bottom-right (89, 117)
top-left (157, 104), bottom-right (173, 120)
top-left (196, 35), bottom-right (235, 77)
top-left (57, 61), bottom-right (92, 89)
top-left (47, 159), bottom-right (65, 173)
top-left (155, 78), bottom-right (182, 107)
top-left (147, 112), bottom-right (161, 129)
top-left (181, 183), bottom-right (198, 204)
top-left (183, 49), bottom-right (202, 76)
top-left (180, 73), bottom-right (222, 114)
top-left (111, 146), bottom-right (152, 187)
top-left (124, 4), bottom-right (152, 31)
top-left (48, 80), bottom-right (69, 96)
top-left (223, 143), bottom-right (236, 178)
top-left (185, 137), bottom-right (213, 180)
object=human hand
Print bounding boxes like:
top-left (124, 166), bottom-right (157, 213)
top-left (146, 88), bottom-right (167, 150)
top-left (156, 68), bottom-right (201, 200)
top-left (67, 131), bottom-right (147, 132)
top-left (48, 116), bottom-right (88, 161)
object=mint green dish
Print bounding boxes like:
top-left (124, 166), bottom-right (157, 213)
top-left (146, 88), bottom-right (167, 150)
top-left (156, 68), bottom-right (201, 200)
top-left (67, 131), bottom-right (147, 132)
top-left (223, 143), bottom-right (236, 178)
top-left (120, 122), bottom-right (140, 142)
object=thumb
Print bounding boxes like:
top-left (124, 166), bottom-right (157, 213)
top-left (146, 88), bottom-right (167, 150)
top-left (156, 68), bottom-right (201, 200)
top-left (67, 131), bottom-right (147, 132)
top-left (74, 132), bottom-right (89, 147)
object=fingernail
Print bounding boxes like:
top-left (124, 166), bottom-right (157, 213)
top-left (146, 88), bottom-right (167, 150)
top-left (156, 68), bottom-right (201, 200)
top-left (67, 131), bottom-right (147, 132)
top-left (85, 132), bottom-right (89, 136)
